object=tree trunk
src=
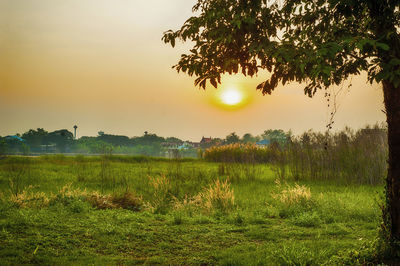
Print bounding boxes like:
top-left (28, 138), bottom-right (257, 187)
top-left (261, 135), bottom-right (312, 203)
top-left (382, 80), bottom-right (400, 241)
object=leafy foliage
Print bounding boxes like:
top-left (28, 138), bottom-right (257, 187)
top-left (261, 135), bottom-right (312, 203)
top-left (163, 0), bottom-right (400, 94)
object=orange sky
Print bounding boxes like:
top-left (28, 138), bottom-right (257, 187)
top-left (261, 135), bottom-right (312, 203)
top-left (0, 0), bottom-right (385, 141)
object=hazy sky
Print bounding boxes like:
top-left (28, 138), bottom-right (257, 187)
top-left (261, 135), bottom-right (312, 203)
top-left (0, 0), bottom-right (385, 141)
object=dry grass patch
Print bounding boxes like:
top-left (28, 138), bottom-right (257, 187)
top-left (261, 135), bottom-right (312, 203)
top-left (148, 174), bottom-right (172, 213)
top-left (9, 186), bottom-right (50, 209)
top-left (272, 181), bottom-right (312, 205)
top-left (270, 180), bottom-right (316, 218)
top-left (174, 178), bottom-right (235, 214)
top-left (6, 184), bottom-right (143, 211)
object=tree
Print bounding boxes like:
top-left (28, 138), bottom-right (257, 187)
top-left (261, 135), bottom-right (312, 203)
top-left (97, 133), bottom-right (131, 147)
top-left (262, 129), bottom-right (288, 145)
top-left (22, 128), bottom-right (49, 150)
top-left (48, 129), bottom-right (74, 152)
top-left (242, 133), bottom-right (256, 143)
top-left (225, 132), bottom-right (240, 144)
top-left (163, 0), bottom-right (400, 251)
top-left (0, 137), bottom-right (7, 157)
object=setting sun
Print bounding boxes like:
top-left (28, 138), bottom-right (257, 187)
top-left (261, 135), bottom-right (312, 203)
top-left (220, 88), bottom-right (243, 106)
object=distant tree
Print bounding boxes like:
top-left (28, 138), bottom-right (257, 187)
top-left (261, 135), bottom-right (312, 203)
top-left (241, 133), bottom-right (256, 143)
top-left (165, 137), bottom-right (183, 144)
top-left (225, 132), bottom-right (240, 144)
top-left (48, 129), bottom-right (74, 152)
top-left (0, 137), bottom-right (7, 156)
top-left (22, 128), bottom-right (49, 151)
top-left (129, 133), bottom-right (165, 156)
top-left (163, 0), bottom-right (400, 250)
top-left (132, 133), bottom-right (165, 146)
top-left (97, 134), bottom-right (131, 147)
top-left (262, 129), bottom-right (288, 145)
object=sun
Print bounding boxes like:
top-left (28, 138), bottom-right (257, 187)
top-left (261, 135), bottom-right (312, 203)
top-left (208, 82), bottom-right (252, 110)
top-left (220, 88), bottom-right (243, 106)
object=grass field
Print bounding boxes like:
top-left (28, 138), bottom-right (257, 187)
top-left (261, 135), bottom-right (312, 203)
top-left (0, 155), bottom-right (383, 265)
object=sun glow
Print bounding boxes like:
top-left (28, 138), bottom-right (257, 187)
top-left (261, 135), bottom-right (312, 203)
top-left (220, 88), bottom-right (243, 106)
top-left (207, 77), bottom-right (254, 111)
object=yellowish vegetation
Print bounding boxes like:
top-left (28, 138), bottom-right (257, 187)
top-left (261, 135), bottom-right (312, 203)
top-left (58, 183), bottom-right (88, 199)
top-left (174, 178), bottom-right (235, 214)
top-left (8, 183), bottom-right (143, 211)
top-left (10, 186), bottom-right (50, 209)
top-left (148, 174), bottom-right (171, 212)
top-left (272, 179), bottom-right (312, 205)
top-left (201, 179), bottom-right (235, 212)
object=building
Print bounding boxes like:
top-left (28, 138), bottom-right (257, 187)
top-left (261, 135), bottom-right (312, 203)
top-left (200, 137), bottom-right (212, 145)
top-left (5, 135), bottom-right (25, 142)
top-left (256, 139), bottom-right (270, 147)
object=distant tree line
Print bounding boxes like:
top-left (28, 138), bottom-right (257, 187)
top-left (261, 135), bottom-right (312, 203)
top-left (0, 128), bottom-right (290, 157)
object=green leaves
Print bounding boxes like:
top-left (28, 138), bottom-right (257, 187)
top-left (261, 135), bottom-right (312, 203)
top-left (163, 0), bottom-right (399, 92)
top-left (374, 57), bottom-right (400, 88)
top-left (375, 42), bottom-right (390, 51)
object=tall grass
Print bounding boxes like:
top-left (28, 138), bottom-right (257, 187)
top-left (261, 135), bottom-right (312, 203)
top-left (3, 157), bottom-right (32, 196)
top-left (173, 178), bottom-right (235, 215)
top-left (204, 125), bottom-right (387, 185)
top-left (284, 125), bottom-right (387, 184)
top-left (204, 144), bottom-right (275, 163)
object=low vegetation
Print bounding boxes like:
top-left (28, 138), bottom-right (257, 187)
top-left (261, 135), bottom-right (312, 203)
top-left (0, 153), bottom-right (387, 264)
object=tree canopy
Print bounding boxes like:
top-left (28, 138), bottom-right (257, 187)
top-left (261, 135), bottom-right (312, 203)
top-left (225, 132), bottom-right (240, 143)
top-left (163, 0), bottom-right (400, 95)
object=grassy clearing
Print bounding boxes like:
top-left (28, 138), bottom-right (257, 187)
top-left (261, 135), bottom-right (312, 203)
top-left (0, 155), bottom-right (382, 265)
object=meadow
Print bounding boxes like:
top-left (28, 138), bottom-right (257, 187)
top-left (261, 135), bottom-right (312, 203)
top-left (0, 154), bottom-right (384, 265)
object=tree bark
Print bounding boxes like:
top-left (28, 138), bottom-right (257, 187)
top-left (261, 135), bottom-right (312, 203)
top-left (383, 80), bottom-right (400, 241)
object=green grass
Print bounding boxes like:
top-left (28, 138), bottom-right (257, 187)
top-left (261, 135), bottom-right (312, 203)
top-left (0, 155), bottom-right (383, 265)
